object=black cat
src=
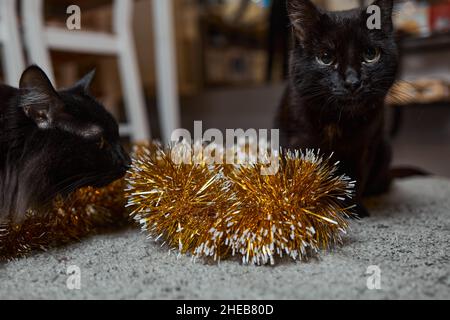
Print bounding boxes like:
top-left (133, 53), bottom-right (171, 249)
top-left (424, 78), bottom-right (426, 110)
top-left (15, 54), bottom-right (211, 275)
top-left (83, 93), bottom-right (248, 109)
top-left (0, 66), bottom-right (131, 222)
top-left (276, 0), bottom-right (399, 217)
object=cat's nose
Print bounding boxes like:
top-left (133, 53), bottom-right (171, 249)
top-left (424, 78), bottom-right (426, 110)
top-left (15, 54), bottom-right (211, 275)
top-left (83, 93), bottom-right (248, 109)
top-left (344, 69), bottom-right (361, 92)
top-left (121, 155), bottom-right (131, 170)
top-left (115, 145), bottom-right (131, 170)
top-left (121, 149), bottom-right (132, 169)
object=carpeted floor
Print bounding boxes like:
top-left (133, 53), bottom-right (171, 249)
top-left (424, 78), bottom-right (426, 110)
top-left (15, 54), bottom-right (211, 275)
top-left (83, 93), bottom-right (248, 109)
top-left (1, 177), bottom-right (449, 300)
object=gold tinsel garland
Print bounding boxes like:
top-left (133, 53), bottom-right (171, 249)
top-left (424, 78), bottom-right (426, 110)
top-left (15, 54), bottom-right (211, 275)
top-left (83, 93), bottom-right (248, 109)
top-left (1, 142), bottom-right (355, 265)
top-left (126, 144), bottom-right (355, 265)
top-left (0, 179), bottom-right (127, 260)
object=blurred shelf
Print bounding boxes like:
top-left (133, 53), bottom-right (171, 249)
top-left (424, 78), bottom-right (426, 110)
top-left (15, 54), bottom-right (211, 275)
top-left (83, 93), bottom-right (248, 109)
top-left (391, 101), bottom-right (450, 108)
top-left (45, 0), bottom-right (111, 16)
top-left (399, 32), bottom-right (450, 53)
top-left (200, 14), bottom-right (267, 48)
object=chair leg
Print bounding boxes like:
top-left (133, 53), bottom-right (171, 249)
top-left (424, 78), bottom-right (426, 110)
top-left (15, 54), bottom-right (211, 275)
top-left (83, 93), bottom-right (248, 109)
top-left (114, 0), bottom-right (151, 141)
top-left (151, 0), bottom-right (181, 142)
top-left (0, 0), bottom-right (25, 86)
top-left (22, 0), bottom-right (55, 84)
top-left (21, 0), bottom-right (152, 141)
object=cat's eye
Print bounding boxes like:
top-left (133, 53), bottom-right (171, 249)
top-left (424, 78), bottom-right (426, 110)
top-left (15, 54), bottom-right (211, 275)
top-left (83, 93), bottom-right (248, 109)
top-left (363, 47), bottom-right (381, 64)
top-left (316, 51), bottom-right (335, 66)
top-left (98, 137), bottom-right (106, 149)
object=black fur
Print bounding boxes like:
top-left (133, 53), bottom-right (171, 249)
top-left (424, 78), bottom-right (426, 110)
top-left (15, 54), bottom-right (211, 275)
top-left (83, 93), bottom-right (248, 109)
top-left (0, 66), bottom-right (130, 222)
top-left (276, 0), bottom-right (398, 217)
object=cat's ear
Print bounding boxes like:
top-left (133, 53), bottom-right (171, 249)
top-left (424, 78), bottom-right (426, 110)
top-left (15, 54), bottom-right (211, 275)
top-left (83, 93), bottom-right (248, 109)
top-left (366, 0), bottom-right (394, 33)
top-left (287, 0), bottom-right (322, 41)
top-left (19, 66), bottom-right (64, 130)
top-left (19, 65), bottom-right (57, 96)
top-left (73, 69), bottom-right (96, 93)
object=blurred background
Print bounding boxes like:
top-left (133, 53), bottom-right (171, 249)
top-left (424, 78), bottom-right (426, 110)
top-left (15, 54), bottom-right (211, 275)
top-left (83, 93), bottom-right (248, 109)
top-left (0, 0), bottom-right (449, 176)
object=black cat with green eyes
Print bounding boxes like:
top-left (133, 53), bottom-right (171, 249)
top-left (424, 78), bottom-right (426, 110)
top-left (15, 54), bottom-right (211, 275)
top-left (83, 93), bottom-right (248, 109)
top-left (0, 66), bottom-right (131, 222)
top-left (276, 0), bottom-right (399, 217)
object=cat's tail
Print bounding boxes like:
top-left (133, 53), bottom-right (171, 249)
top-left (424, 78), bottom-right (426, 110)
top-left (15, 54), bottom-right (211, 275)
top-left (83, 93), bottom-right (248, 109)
top-left (390, 167), bottom-right (430, 179)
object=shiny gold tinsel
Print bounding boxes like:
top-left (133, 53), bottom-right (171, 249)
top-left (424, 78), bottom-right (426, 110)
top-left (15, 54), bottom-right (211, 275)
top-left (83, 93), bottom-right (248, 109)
top-left (0, 179), bottom-right (127, 260)
top-left (126, 145), bottom-right (237, 257)
top-left (202, 150), bottom-right (355, 265)
top-left (126, 144), bottom-right (355, 265)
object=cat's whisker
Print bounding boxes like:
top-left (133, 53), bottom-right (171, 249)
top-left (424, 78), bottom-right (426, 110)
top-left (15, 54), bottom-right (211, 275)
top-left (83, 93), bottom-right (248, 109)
top-left (46, 172), bottom-right (117, 201)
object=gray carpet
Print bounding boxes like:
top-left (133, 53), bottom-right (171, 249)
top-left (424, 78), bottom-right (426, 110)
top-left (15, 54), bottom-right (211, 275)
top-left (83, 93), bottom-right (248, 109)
top-left (1, 177), bottom-right (449, 300)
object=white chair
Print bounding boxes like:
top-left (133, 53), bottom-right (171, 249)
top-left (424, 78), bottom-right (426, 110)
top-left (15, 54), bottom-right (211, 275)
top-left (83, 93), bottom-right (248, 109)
top-left (151, 0), bottom-right (181, 143)
top-left (21, 0), bottom-right (151, 141)
top-left (0, 0), bottom-right (25, 86)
